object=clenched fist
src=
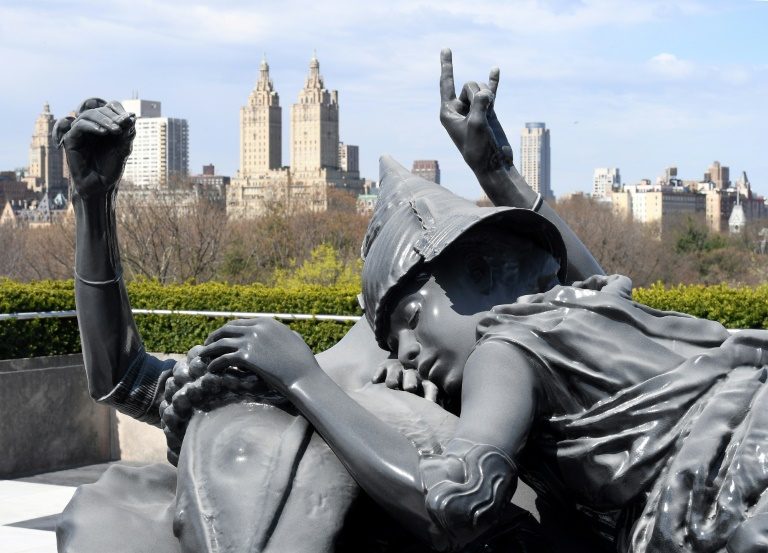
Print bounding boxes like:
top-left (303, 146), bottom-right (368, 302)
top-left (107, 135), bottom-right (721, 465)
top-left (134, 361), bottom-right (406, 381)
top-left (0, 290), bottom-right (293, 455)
top-left (53, 98), bottom-right (136, 199)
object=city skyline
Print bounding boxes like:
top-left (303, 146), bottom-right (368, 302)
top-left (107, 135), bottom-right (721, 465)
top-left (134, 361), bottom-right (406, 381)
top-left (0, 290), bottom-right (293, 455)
top-left (0, 1), bottom-right (766, 200)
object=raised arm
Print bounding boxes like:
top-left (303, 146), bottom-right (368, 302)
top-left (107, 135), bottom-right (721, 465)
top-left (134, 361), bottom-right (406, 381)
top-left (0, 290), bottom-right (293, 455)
top-left (55, 99), bottom-right (172, 421)
top-left (199, 318), bottom-right (537, 551)
top-left (439, 49), bottom-right (604, 282)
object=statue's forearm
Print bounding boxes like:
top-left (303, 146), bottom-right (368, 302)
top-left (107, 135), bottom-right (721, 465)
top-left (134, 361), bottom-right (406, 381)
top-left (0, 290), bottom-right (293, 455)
top-left (476, 166), bottom-right (605, 282)
top-left (285, 369), bottom-right (439, 545)
top-left (74, 193), bottom-right (144, 399)
top-left (475, 165), bottom-right (539, 208)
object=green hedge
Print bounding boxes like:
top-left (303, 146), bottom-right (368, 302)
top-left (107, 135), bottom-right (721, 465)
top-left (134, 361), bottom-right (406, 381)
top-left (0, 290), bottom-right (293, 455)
top-left (633, 283), bottom-right (768, 330)
top-left (0, 278), bottom-right (360, 359)
top-left (0, 280), bottom-right (79, 358)
top-left (3, 279), bottom-right (768, 359)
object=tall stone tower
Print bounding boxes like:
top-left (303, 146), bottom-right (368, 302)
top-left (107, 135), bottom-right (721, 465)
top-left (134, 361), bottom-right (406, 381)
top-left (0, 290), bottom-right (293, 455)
top-left (240, 57), bottom-right (282, 176)
top-left (27, 103), bottom-right (66, 199)
top-left (291, 54), bottom-right (340, 172)
top-left (228, 54), bottom-right (363, 219)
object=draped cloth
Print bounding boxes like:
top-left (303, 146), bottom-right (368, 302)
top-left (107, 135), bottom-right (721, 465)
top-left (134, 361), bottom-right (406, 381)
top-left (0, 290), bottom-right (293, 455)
top-left (477, 275), bottom-right (768, 552)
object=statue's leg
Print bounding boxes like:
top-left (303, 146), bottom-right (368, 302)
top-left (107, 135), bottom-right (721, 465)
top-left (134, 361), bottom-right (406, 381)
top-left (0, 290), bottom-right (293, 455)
top-left (174, 401), bottom-right (358, 553)
top-left (57, 463), bottom-right (180, 553)
top-left (170, 386), bottom-right (459, 553)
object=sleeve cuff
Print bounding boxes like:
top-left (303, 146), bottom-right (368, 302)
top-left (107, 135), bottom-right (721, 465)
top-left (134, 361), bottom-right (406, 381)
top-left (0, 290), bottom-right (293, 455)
top-left (98, 348), bottom-right (175, 425)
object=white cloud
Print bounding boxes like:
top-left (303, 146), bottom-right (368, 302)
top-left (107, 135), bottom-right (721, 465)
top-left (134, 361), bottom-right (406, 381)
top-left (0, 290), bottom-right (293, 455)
top-left (647, 53), bottom-right (697, 79)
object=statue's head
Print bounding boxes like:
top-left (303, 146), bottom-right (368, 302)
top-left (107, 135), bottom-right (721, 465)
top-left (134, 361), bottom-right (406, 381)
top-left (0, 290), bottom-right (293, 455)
top-left (361, 157), bottom-right (566, 394)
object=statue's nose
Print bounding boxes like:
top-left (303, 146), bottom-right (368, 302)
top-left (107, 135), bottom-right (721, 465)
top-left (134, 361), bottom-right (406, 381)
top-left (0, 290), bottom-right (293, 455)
top-left (397, 332), bottom-right (421, 366)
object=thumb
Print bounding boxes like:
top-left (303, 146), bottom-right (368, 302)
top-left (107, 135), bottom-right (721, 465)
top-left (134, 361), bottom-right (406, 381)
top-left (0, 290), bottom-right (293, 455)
top-left (76, 97), bottom-right (107, 115)
top-left (469, 90), bottom-right (493, 119)
top-left (52, 116), bottom-right (75, 149)
top-left (467, 91), bottom-right (494, 137)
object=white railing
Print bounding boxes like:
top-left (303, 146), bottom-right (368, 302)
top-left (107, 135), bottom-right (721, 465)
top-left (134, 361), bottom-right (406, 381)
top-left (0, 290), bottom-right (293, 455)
top-left (0, 309), bottom-right (362, 323)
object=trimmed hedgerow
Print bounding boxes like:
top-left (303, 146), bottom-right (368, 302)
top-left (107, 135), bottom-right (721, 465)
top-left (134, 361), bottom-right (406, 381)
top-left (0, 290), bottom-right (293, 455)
top-left (3, 279), bottom-right (768, 359)
top-left (633, 282), bottom-right (768, 330)
top-left (0, 279), bottom-right (79, 358)
top-left (0, 278), bottom-right (360, 359)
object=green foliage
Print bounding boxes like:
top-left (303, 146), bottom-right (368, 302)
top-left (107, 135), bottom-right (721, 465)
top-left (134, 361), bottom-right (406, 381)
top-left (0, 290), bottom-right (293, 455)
top-left (675, 216), bottom-right (728, 254)
top-left (0, 279), bottom-right (79, 358)
top-left (633, 282), bottom-right (768, 330)
top-left (0, 278), bottom-right (360, 359)
top-left (272, 244), bottom-right (362, 288)
top-left (4, 279), bottom-right (768, 360)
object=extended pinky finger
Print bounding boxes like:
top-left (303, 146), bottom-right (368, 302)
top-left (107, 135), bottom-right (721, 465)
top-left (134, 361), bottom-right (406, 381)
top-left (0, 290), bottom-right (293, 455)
top-left (488, 67), bottom-right (500, 96)
top-left (207, 352), bottom-right (241, 373)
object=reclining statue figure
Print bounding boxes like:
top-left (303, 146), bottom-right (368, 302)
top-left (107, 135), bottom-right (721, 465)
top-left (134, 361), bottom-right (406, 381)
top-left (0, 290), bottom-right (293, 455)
top-left (55, 49), bottom-right (768, 553)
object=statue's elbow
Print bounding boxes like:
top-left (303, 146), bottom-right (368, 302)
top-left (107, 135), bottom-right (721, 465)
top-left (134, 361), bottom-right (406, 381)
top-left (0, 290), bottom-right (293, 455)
top-left (424, 493), bottom-right (501, 552)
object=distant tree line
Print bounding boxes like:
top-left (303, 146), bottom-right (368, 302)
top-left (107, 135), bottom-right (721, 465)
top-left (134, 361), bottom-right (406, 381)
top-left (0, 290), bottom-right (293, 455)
top-left (0, 187), bottom-right (367, 287)
top-left (555, 195), bottom-right (768, 287)
top-left (1, 190), bottom-right (765, 288)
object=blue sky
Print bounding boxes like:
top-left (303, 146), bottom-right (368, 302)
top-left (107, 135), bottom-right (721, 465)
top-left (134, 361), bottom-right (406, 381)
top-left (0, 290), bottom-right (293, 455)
top-left (0, 0), bottom-right (766, 199)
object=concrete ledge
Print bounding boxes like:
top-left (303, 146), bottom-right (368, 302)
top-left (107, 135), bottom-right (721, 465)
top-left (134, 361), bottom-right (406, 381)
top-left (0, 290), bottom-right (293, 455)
top-left (0, 354), bottom-right (114, 478)
top-left (0, 354), bottom-right (174, 478)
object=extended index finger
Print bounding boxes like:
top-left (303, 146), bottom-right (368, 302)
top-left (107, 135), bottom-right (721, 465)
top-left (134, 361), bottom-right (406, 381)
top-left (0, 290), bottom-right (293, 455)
top-left (440, 48), bottom-right (456, 102)
top-left (488, 66), bottom-right (500, 96)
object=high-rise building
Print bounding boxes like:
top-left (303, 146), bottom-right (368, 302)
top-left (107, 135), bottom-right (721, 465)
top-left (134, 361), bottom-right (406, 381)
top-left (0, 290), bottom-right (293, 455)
top-left (704, 161), bottom-right (730, 190)
top-left (613, 182), bottom-right (705, 229)
top-left (339, 143), bottom-right (359, 179)
top-left (229, 55), bottom-right (363, 219)
top-left (121, 99), bottom-right (189, 188)
top-left (520, 122), bottom-right (552, 200)
top-left (412, 160), bottom-right (441, 184)
top-left (291, 53), bottom-right (340, 173)
top-left (240, 58), bottom-right (282, 176)
top-left (26, 103), bottom-right (67, 200)
top-left (611, 167), bottom-right (766, 235)
top-left (705, 174), bottom-right (766, 233)
top-left (190, 164), bottom-right (230, 190)
top-left (592, 168), bottom-right (620, 199)
top-left (228, 57), bottom-right (292, 218)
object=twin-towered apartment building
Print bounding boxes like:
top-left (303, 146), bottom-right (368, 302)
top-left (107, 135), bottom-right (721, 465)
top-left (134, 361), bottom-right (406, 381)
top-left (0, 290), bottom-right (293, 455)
top-left (227, 55), bottom-right (364, 218)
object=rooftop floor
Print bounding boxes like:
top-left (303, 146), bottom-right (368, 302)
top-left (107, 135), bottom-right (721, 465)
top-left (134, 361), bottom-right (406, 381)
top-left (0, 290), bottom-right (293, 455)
top-left (0, 462), bottom-right (145, 553)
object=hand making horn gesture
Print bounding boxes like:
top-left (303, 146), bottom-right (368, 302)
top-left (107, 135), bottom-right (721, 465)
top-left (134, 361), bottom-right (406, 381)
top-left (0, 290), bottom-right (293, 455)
top-left (53, 98), bottom-right (136, 199)
top-left (439, 48), bottom-right (514, 176)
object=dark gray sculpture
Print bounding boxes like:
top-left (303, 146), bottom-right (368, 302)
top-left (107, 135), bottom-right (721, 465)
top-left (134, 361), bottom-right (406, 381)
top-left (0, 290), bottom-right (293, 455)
top-left (54, 49), bottom-right (768, 553)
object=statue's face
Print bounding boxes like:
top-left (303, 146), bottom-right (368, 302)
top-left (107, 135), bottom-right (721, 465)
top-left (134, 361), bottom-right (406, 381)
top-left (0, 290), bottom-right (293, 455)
top-left (383, 237), bottom-right (559, 398)
top-left (386, 275), bottom-right (481, 398)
